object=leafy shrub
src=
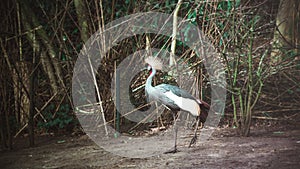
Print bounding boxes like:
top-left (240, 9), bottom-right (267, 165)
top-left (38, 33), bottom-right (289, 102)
top-left (38, 103), bottom-right (75, 132)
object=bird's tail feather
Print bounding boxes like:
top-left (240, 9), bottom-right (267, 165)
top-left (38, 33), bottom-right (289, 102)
top-left (197, 99), bottom-right (210, 123)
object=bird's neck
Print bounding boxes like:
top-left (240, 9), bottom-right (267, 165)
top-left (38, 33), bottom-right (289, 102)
top-left (146, 68), bottom-right (156, 87)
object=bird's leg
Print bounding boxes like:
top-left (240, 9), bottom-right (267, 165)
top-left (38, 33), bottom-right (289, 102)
top-left (164, 112), bottom-right (178, 154)
top-left (189, 116), bottom-right (200, 148)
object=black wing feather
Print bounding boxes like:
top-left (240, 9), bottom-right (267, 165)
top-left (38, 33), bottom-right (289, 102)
top-left (155, 84), bottom-right (197, 101)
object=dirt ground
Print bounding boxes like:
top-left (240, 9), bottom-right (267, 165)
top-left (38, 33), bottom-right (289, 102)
top-left (1, 118), bottom-right (299, 169)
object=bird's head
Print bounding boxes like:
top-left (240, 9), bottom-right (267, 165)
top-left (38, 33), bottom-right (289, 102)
top-left (147, 64), bottom-right (152, 70)
top-left (147, 64), bottom-right (152, 72)
top-left (147, 64), bottom-right (156, 76)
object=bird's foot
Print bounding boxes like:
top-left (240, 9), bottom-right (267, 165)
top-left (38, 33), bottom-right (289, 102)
top-left (188, 135), bottom-right (197, 148)
top-left (164, 147), bottom-right (179, 154)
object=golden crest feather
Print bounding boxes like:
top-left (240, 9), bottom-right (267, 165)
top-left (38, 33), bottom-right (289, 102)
top-left (145, 56), bottom-right (163, 70)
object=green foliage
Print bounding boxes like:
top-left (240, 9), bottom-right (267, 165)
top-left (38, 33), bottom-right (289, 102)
top-left (38, 104), bottom-right (75, 131)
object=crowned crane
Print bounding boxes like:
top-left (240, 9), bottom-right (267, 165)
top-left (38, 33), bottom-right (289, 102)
top-left (144, 57), bottom-right (209, 153)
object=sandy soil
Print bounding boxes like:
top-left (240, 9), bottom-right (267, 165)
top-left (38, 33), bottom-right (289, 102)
top-left (1, 120), bottom-right (299, 169)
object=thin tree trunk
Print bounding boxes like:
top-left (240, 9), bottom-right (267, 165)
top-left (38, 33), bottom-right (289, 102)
top-left (28, 57), bottom-right (37, 147)
top-left (272, 0), bottom-right (300, 64)
top-left (170, 0), bottom-right (182, 66)
top-left (16, 62), bottom-right (30, 127)
top-left (19, 1), bottom-right (63, 94)
top-left (74, 0), bottom-right (90, 42)
top-left (0, 42), bottom-right (13, 149)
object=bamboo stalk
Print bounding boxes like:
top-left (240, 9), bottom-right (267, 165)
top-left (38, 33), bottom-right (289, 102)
top-left (170, 0), bottom-right (182, 66)
top-left (87, 54), bottom-right (108, 136)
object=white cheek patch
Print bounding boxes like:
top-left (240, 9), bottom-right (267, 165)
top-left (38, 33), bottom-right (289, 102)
top-left (164, 91), bottom-right (199, 117)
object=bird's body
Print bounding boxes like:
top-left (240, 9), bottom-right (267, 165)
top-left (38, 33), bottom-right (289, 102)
top-left (147, 83), bottom-right (208, 122)
top-left (145, 62), bottom-right (209, 153)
